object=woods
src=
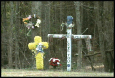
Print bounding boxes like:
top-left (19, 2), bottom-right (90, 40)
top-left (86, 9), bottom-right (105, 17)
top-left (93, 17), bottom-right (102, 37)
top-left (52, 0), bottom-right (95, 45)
top-left (1, 1), bottom-right (114, 72)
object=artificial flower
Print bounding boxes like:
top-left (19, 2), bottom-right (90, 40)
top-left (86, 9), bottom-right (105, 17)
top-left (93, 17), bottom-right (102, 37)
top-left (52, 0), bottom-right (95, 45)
top-left (35, 19), bottom-right (41, 27)
top-left (27, 15), bottom-right (32, 19)
top-left (36, 43), bottom-right (44, 53)
top-left (32, 26), bottom-right (34, 29)
top-left (27, 26), bottom-right (30, 29)
top-left (23, 15), bottom-right (41, 31)
top-left (23, 18), bottom-right (29, 22)
top-left (26, 22), bottom-right (33, 29)
top-left (49, 58), bottom-right (62, 69)
top-left (24, 22), bottom-right (28, 24)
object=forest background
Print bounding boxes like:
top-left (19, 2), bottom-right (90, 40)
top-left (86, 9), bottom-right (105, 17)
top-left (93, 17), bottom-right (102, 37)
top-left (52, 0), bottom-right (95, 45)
top-left (1, 1), bottom-right (114, 72)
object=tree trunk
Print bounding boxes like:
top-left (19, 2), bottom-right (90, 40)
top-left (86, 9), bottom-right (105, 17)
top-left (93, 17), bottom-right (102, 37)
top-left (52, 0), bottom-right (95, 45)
top-left (31, 1), bottom-right (42, 37)
top-left (14, 1), bottom-right (20, 69)
top-left (31, 1), bottom-right (42, 69)
top-left (103, 1), bottom-right (114, 72)
top-left (94, 1), bottom-right (106, 71)
top-left (8, 1), bottom-right (14, 68)
top-left (94, 1), bottom-right (113, 72)
top-left (43, 1), bottom-right (51, 70)
top-left (74, 1), bottom-right (82, 69)
top-left (1, 1), bottom-right (6, 67)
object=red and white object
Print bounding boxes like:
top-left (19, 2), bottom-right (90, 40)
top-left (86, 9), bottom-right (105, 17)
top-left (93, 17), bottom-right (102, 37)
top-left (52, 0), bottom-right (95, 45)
top-left (49, 58), bottom-right (62, 67)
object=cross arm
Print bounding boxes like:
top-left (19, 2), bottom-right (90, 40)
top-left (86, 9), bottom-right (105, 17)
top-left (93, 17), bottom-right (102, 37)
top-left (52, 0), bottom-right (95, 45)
top-left (72, 35), bottom-right (92, 39)
top-left (48, 34), bottom-right (92, 39)
top-left (48, 34), bottom-right (67, 38)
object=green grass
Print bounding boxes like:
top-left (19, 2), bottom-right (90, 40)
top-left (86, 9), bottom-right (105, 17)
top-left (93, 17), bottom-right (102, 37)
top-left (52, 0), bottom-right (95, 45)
top-left (1, 69), bottom-right (114, 77)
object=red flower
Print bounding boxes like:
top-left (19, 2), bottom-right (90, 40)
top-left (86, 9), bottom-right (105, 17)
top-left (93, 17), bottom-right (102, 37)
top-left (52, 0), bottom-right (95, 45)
top-left (49, 58), bottom-right (62, 68)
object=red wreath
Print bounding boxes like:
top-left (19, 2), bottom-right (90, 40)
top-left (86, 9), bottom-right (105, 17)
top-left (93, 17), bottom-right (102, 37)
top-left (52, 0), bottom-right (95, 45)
top-left (49, 58), bottom-right (62, 69)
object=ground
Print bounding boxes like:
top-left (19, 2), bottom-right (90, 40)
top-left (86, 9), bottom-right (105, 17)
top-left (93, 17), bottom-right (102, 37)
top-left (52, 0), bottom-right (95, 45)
top-left (1, 63), bottom-right (114, 77)
top-left (1, 68), bottom-right (114, 77)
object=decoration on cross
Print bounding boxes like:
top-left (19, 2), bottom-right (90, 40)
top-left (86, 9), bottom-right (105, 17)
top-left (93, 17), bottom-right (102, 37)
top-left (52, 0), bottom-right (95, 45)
top-left (61, 16), bottom-right (74, 31)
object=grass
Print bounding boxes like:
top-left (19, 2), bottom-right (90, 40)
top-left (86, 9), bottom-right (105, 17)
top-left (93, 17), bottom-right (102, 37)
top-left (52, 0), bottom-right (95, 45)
top-left (1, 68), bottom-right (114, 77)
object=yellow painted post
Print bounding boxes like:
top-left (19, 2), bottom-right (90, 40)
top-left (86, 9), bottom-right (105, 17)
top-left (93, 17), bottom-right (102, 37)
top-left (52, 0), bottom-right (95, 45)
top-left (35, 42), bottom-right (48, 69)
top-left (35, 52), bottom-right (44, 69)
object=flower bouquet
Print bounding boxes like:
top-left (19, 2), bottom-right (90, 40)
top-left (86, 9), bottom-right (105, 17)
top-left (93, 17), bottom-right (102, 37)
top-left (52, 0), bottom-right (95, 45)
top-left (49, 58), bottom-right (62, 69)
top-left (22, 14), bottom-right (41, 36)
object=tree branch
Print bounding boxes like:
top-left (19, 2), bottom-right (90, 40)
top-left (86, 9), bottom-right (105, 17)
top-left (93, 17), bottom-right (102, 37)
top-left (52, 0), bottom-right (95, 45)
top-left (84, 52), bottom-right (101, 57)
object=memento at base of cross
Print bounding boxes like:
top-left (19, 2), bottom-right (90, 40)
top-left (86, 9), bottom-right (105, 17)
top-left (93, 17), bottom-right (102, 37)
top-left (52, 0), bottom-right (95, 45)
top-left (48, 16), bottom-right (92, 71)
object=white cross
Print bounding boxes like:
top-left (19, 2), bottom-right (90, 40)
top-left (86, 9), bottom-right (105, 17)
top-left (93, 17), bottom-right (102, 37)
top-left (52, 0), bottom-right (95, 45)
top-left (47, 17), bottom-right (92, 71)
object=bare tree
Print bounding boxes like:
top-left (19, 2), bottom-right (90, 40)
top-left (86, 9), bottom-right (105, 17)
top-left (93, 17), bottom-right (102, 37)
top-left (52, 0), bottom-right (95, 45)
top-left (1, 1), bottom-right (6, 67)
top-left (31, 1), bottom-right (42, 68)
top-left (74, 1), bottom-right (82, 69)
top-left (103, 1), bottom-right (114, 72)
top-left (94, 1), bottom-right (114, 72)
top-left (14, 1), bottom-right (20, 69)
top-left (8, 1), bottom-right (14, 68)
top-left (44, 1), bottom-right (51, 69)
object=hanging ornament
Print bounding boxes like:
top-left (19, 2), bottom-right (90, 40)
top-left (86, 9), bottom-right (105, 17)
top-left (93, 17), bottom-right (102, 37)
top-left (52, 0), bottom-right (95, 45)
top-left (22, 14), bottom-right (41, 36)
